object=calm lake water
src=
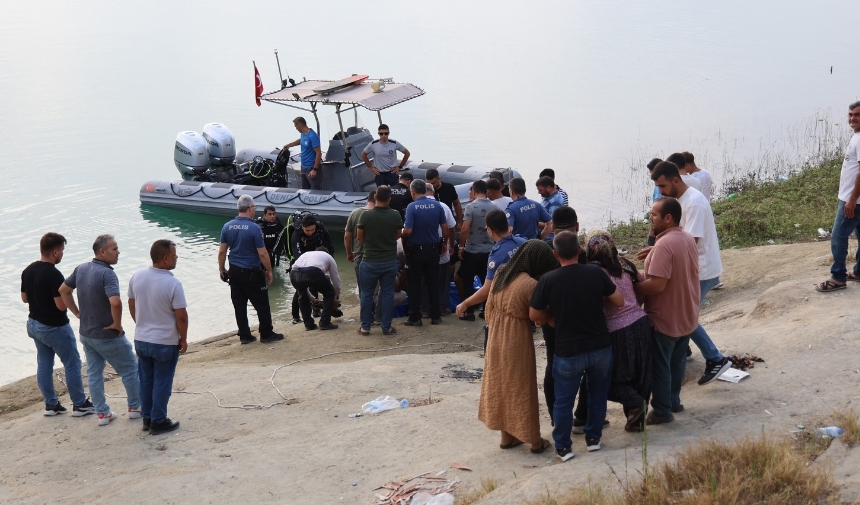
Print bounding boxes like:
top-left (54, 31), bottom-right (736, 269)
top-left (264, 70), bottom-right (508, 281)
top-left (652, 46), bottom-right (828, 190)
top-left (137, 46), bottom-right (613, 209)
top-left (2, 0), bottom-right (858, 385)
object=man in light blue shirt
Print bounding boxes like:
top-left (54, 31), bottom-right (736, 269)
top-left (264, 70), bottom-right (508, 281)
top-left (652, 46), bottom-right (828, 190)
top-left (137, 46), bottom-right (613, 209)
top-left (283, 116), bottom-right (322, 190)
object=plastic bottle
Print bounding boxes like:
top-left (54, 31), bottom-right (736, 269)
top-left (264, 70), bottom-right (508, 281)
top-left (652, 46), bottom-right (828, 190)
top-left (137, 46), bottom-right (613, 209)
top-left (815, 427), bottom-right (844, 438)
top-left (361, 396), bottom-right (408, 415)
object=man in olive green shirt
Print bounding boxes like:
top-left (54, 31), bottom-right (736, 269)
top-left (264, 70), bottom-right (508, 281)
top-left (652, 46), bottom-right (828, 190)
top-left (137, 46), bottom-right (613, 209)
top-left (357, 186), bottom-right (402, 335)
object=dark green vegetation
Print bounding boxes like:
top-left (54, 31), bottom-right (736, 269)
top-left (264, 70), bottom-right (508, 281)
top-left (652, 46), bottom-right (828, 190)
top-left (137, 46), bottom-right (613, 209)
top-left (607, 157), bottom-right (842, 251)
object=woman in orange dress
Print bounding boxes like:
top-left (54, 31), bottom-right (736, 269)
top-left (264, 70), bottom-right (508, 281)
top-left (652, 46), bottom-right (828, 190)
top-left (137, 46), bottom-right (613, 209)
top-left (478, 240), bottom-right (559, 453)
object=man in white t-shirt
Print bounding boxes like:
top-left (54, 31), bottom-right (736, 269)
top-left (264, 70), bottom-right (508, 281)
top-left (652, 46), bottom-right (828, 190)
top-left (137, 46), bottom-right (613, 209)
top-left (666, 152), bottom-right (702, 194)
top-left (639, 161), bottom-right (731, 386)
top-left (818, 102), bottom-right (860, 292)
top-left (683, 151), bottom-right (713, 201)
top-left (486, 178), bottom-right (513, 211)
top-left (128, 239), bottom-right (188, 436)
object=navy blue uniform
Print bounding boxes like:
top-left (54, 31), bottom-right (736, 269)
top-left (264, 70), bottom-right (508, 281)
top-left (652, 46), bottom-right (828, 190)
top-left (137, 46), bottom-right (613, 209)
top-left (505, 196), bottom-right (552, 240)
top-left (486, 234), bottom-right (527, 281)
top-left (220, 216), bottom-right (273, 340)
top-left (404, 196), bottom-right (447, 321)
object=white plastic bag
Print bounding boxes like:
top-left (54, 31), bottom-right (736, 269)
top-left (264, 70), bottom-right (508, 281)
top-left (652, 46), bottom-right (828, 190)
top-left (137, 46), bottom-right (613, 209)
top-left (361, 395), bottom-right (407, 415)
top-left (411, 492), bottom-right (454, 505)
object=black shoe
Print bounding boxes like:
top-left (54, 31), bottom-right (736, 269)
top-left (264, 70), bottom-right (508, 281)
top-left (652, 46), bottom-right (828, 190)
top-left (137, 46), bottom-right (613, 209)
top-left (239, 335), bottom-right (257, 344)
top-left (149, 418), bottom-right (180, 435)
top-left (331, 309), bottom-right (343, 318)
top-left (404, 319), bottom-right (423, 327)
top-left (585, 437), bottom-right (601, 452)
top-left (319, 323), bottom-right (338, 330)
top-left (260, 332), bottom-right (284, 343)
top-left (698, 356), bottom-right (732, 385)
top-left (646, 412), bottom-right (675, 425)
top-left (686, 346), bottom-right (694, 361)
top-left (305, 324), bottom-right (319, 331)
top-left (44, 402), bottom-right (67, 416)
top-left (556, 447), bottom-right (575, 462)
top-left (431, 318), bottom-right (442, 325)
top-left (72, 398), bottom-right (96, 417)
top-left (142, 417), bottom-right (151, 431)
top-left (291, 317), bottom-right (303, 325)
top-left (671, 404), bottom-right (685, 413)
top-left (572, 418), bottom-right (609, 434)
top-left (459, 313), bottom-right (476, 321)
top-left (478, 310), bottom-right (485, 319)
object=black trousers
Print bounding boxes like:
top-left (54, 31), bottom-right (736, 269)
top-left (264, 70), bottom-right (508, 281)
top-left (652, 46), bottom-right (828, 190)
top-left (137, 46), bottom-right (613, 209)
top-left (458, 251), bottom-right (489, 313)
top-left (407, 245), bottom-right (441, 320)
top-left (289, 266), bottom-right (336, 327)
top-left (228, 264), bottom-right (273, 338)
top-left (543, 323), bottom-right (588, 424)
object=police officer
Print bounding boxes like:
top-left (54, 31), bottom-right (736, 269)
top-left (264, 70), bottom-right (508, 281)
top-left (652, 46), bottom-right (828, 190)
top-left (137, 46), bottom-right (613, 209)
top-left (506, 177), bottom-right (554, 240)
top-left (361, 124), bottom-right (411, 188)
top-left (289, 214), bottom-right (334, 323)
top-left (402, 179), bottom-right (449, 326)
top-left (256, 205), bottom-right (286, 268)
top-left (455, 209), bottom-right (527, 317)
top-left (218, 195), bottom-right (284, 344)
top-left (389, 171), bottom-right (414, 223)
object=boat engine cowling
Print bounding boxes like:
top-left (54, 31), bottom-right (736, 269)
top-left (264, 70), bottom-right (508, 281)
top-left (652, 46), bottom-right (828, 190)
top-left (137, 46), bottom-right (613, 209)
top-left (174, 131), bottom-right (209, 179)
top-left (202, 123), bottom-right (236, 166)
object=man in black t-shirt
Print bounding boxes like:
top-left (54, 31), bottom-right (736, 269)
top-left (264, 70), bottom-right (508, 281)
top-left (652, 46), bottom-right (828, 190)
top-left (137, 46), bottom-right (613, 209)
top-left (530, 231), bottom-right (622, 461)
top-left (21, 232), bottom-right (95, 417)
top-left (425, 168), bottom-right (462, 225)
top-left (389, 172), bottom-right (414, 223)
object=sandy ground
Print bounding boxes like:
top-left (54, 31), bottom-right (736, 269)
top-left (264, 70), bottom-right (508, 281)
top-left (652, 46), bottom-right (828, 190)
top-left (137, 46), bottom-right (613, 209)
top-left (3, 241), bottom-right (860, 504)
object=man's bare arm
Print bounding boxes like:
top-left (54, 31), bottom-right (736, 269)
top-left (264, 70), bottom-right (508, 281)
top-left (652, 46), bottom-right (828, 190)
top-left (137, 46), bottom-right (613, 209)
top-left (175, 307), bottom-right (189, 354)
top-left (58, 283), bottom-right (79, 318)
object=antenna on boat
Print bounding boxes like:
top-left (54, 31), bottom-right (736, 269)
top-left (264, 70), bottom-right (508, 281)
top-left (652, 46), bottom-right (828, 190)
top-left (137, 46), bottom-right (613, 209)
top-left (274, 50), bottom-right (284, 87)
top-left (273, 49), bottom-right (295, 89)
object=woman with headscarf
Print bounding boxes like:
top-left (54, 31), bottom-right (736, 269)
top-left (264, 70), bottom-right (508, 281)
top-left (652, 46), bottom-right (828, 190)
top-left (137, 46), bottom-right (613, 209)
top-left (586, 229), bottom-right (652, 431)
top-left (478, 239), bottom-right (559, 453)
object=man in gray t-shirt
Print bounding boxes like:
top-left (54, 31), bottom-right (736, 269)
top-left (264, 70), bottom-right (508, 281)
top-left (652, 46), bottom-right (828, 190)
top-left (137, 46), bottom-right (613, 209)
top-left (128, 239), bottom-right (188, 435)
top-left (457, 180), bottom-right (497, 320)
top-left (60, 234), bottom-right (141, 426)
top-left (361, 123), bottom-right (410, 188)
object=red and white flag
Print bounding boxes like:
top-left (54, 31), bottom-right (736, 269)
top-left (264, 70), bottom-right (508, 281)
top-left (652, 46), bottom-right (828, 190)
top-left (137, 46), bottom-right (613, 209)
top-left (254, 64), bottom-right (264, 106)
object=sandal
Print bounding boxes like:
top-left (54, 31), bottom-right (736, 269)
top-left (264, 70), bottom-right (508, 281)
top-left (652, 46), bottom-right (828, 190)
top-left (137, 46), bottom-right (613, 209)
top-left (530, 438), bottom-right (551, 454)
top-left (382, 327), bottom-right (397, 336)
top-left (499, 439), bottom-right (523, 450)
top-left (848, 273), bottom-right (860, 282)
top-left (356, 328), bottom-right (371, 336)
top-left (816, 280), bottom-right (847, 292)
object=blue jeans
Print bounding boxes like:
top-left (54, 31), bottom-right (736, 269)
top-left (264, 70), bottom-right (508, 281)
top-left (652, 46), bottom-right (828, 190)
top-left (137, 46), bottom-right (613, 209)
top-left (689, 276), bottom-right (724, 362)
top-left (135, 340), bottom-right (179, 423)
top-left (651, 330), bottom-right (691, 418)
top-left (830, 200), bottom-right (860, 283)
top-left (26, 319), bottom-right (86, 406)
top-left (552, 346), bottom-right (613, 449)
top-left (359, 260), bottom-right (398, 331)
top-left (80, 335), bottom-right (140, 415)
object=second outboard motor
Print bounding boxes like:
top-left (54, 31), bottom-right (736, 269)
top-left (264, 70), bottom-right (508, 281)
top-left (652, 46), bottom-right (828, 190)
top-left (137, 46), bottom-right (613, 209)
top-left (202, 123), bottom-right (236, 166)
top-left (174, 131), bottom-right (209, 180)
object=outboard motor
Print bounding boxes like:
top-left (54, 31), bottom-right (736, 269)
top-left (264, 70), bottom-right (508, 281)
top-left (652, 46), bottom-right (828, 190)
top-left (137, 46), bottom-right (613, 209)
top-left (202, 123), bottom-right (236, 166)
top-left (174, 131), bottom-right (209, 180)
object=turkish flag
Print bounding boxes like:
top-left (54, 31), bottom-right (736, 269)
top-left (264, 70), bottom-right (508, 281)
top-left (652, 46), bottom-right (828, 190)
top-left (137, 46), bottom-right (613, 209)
top-left (254, 64), bottom-right (264, 106)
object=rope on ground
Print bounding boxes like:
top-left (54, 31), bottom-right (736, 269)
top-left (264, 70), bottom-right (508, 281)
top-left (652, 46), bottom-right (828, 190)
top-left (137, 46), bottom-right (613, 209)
top-left (56, 342), bottom-right (482, 411)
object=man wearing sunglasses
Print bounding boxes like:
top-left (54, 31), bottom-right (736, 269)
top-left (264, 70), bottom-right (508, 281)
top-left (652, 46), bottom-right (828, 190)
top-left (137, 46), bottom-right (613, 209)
top-left (362, 124), bottom-right (411, 188)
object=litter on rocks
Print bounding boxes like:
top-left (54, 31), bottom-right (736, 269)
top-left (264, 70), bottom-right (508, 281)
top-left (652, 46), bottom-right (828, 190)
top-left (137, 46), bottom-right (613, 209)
top-left (441, 363), bottom-right (483, 381)
top-left (373, 471), bottom-right (460, 505)
top-left (728, 354), bottom-right (765, 371)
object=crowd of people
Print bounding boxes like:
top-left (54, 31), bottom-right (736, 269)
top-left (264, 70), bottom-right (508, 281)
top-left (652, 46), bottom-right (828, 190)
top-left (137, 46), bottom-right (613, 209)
top-left (20, 102), bottom-right (860, 456)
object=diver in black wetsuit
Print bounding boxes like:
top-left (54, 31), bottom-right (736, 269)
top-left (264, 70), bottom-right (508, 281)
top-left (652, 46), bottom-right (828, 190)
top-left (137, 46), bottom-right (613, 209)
top-left (256, 206), bottom-right (287, 269)
top-left (289, 214), bottom-right (335, 323)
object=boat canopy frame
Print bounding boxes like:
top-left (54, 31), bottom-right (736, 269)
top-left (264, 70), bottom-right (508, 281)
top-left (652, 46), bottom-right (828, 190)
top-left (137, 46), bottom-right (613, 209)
top-left (260, 77), bottom-right (425, 156)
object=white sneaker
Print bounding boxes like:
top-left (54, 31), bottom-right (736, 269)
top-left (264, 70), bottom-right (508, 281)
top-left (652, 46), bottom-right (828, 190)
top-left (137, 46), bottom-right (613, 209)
top-left (98, 411), bottom-right (117, 426)
top-left (128, 408), bottom-right (143, 419)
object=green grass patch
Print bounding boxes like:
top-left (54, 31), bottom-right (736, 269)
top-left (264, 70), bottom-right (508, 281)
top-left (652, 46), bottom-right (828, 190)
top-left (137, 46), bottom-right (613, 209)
top-left (606, 157), bottom-right (842, 250)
